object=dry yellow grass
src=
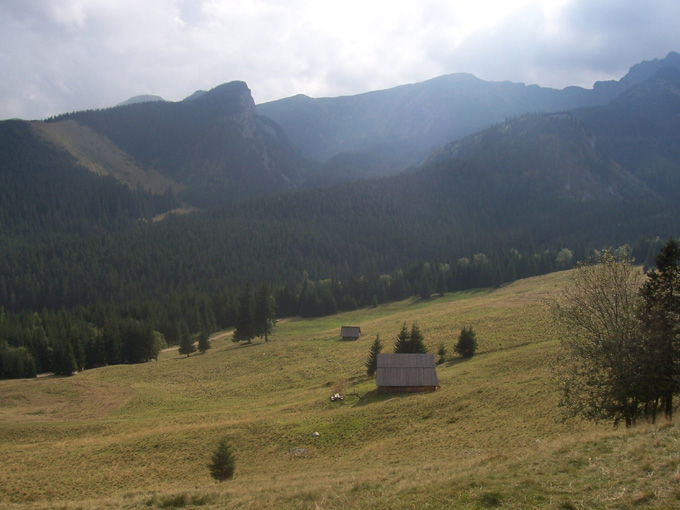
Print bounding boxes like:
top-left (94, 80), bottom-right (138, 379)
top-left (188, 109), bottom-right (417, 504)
top-left (1, 270), bottom-right (678, 509)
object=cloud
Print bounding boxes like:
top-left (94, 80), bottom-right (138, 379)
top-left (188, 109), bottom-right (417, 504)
top-left (1, 0), bottom-right (679, 120)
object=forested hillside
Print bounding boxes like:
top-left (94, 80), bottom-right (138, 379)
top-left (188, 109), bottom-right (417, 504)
top-left (258, 52), bottom-right (680, 179)
top-left (50, 81), bottom-right (313, 208)
top-left (1, 55), bottom-right (680, 380)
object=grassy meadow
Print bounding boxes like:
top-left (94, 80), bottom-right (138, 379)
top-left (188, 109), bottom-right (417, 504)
top-left (1, 270), bottom-right (679, 509)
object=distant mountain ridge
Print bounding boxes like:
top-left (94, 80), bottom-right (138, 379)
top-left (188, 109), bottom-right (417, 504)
top-left (47, 81), bottom-right (311, 208)
top-left (116, 94), bottom-right (166, 107)
top-left (257, 51), bottom-right (680, 180)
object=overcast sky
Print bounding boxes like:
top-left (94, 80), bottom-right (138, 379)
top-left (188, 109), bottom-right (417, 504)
top-left (1, 0), bottom-right (679, 120)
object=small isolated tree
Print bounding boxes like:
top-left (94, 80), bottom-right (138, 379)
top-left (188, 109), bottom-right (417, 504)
top-left (197, 328), bottom-right (211, 354)
top-left (437, 343), bottom-right (447, 364)
top-left (365, 334), bottom-right (383, 377)
top-left (455, 326), bottom-right (477, 358)
top-left (233, 283), bottom-right (254, 343)
top-left (208, 438), bottom-right (235, 482)
top-left (253, 283), bottom-right (276, 342)
top-left (178, 330), bottom-right (196, 357)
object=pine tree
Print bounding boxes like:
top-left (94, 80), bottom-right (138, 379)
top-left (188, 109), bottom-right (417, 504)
top-left (393, 323), bottom-right (410, 353)
top-left (253, 284), bottom-right (276, 342)
top-left (198, 328), bottom-right (211, 353)
top-left (408, 323), bottom-right (427, 354)
top-left (365, 334), bottom-right (383, 377)
top-left (640, 238), bottom-right (680, 421)
top-left (208, 438), bottom-right (236, 482)
top-left (437, 343), bottom-right (447, 364)
top-left (233, 283), bottom-right (254, 343)
top-left (178, 326), bottom-right (196, 357)
top-left (455, 326), bottom-right (477, 358)
top-left (394, 322), bottom-right (427, 354)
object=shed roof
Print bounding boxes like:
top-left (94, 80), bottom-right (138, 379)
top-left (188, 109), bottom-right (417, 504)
top-left (340, 326), bottom-right (361, 338)
top-left (376, 353), bottom-right (439, 387)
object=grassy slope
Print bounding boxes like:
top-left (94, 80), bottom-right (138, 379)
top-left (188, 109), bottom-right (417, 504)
top-left (30, 120), bottom-right (184, 195)
top-left (1, 271), bottom-right (679, 509)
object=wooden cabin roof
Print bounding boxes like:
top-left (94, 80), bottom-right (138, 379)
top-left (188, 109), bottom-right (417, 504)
top-left (340, 326), bottom-right (361, 338)
top-left (376, 353), bottom-right (439, 387)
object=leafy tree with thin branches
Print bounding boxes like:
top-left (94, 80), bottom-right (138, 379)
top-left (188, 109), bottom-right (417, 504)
top-left (550, 250), bottom-right (646, 427)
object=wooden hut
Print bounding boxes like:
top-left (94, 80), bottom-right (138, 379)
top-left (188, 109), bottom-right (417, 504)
top-left (340, 326), bottom-right (361, 341)
top-left (376, 353), bottom-right (439, 393)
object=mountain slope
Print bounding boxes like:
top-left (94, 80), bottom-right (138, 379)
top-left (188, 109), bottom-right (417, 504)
top-left (574, 66), bottom-right (680, 201)
top-left (51, 81), bottom-right (312, 208)
top-left (0, 120), bottom-right (180, 245)
top-left (258, 52), bottom-right (680, 178)
top-left (4, 67), bottom-right (678, 312)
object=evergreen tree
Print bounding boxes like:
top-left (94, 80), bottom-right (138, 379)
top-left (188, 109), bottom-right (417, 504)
top-left (233, 283), bottom-right (254, 343)
top-left (178, 328), bottom-right (196, 357)
top-left (437, 343), bottom-right (447, 364)
top-left (253, 283), bottom-right (276, 342)
top-left (365, 334), bottom-right (383, 377)
top-left (455, 326), bottom-right (477, 358)
top-left (208, 438), bottom-right (236, 482)
top-left (198, 328), bottom-right (211, 353)
top-left (393, 323), bottom-right (410, 353)
top-left (394, 322), bottom-right (427, 354)
top-left (640, 238), bottom-right (680, 421)
top-left (408, 323), bottom-right (427, 353)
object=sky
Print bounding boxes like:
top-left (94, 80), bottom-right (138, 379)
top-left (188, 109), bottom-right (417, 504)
top-left (1, 0), bottom-right (679, 120)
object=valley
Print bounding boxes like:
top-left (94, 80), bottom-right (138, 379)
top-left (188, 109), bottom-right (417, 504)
top-left (1, 272), bottom-right (678, 509)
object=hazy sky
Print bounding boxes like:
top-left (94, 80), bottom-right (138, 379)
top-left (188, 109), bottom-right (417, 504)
top-left (2, 0), bottom-right (679, 120)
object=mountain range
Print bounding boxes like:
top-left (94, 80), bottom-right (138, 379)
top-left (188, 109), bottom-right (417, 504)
top-left (1, 52), bottom-right (679, 312)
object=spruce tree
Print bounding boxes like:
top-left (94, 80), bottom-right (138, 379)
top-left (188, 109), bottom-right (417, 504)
top-left (365, 334), bottom-right (383, 377)
top-left (409, 323), bottom-right (427, 354)
top-left (253, 284), bottom-right (276, 342)
top-left (455, 326), bottom-right (477, 358)
top-left (198, 328), bottom-right (211, 353)
top-left (394, 322), bottom-right (427, 353)
top-left (233, 283), bottom-right (254, 343)
top-left (178, 327), bottom-right (196, 357)
top-left (393, 323), bottom-right (410, 353)
top-left (640, 238), bottom-right (680, 420)
top-left (208, 438), bottom-right (236, 482)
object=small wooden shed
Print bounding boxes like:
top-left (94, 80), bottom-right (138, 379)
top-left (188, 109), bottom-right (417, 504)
top-left (340, 326), bottom-right (361, 341)
top-left (376, 353), bottom-right (439, 393)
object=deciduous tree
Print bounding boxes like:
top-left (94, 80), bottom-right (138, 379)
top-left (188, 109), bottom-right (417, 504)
top-left (551, 250), bottom-right (645, 427)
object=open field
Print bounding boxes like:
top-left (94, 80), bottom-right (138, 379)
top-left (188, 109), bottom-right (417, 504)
top-left (1, 271), bottom-right (679, 509)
